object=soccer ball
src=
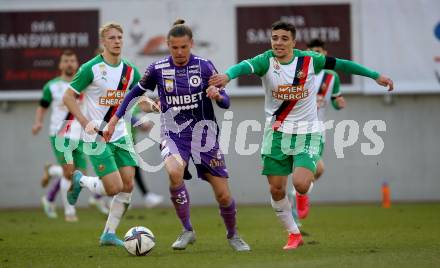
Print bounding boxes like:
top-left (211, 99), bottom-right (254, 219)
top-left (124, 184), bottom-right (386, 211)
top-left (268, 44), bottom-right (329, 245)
top-left (123, 226), bottom-right (155, 256)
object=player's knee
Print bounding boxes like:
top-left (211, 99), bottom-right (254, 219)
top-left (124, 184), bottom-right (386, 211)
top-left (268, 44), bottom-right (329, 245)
top-left (105, 182), bottom-right (123, 196)
top-left (168, 168), bottom-right (183, 181)
top-left (269, 185), bottom-right (285, 200)
top-left (168, 170), bottom-right (184, 188)
top-left (216, 192), bottom-right (231, 206)
top-left (294, 182), bottom-right (309, 195)
top-left (122, 179), bottom-right (134, 193)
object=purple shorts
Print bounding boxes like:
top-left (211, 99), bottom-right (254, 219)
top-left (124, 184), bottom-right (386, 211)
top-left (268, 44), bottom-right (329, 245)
top-left (160, 136), bottom-right (229, 180)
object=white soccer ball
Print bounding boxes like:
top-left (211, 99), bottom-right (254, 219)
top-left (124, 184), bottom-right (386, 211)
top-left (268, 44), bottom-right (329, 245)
top-left (123, 226), bottom-right (155, 256)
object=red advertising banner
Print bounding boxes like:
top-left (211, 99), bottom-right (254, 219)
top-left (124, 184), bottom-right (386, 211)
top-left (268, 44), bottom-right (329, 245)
top-left (0, 10), bottom-right (99, 91)
top-left (236, 4), bottom-right (351, 86)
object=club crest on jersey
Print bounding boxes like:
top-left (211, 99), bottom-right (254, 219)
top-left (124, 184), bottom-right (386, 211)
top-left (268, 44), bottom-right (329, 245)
top-left (189, 75), bottom-right (201, 87)
top-left (273, 59), bottom-right (280, 70)
top-left (165, 79), bottom-right (174, 92)
top-left (98, 164), bottom-right (105, 172)
top-left (121, 77), bottom-right (128, 85)
top-left (99, 64), bottom-right (107, 77)
top-left (296, 70), bottom-right (305, 79)
top-left (320, 83), bottom-right (327, 91)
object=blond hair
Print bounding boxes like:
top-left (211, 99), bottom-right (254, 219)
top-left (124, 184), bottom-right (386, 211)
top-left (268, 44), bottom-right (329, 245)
top-left (99, 22), bottom-right (123, 39)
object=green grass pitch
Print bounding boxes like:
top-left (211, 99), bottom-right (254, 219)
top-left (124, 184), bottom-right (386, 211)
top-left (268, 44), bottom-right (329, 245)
top-left (1, 204), bottom-right (439, 267)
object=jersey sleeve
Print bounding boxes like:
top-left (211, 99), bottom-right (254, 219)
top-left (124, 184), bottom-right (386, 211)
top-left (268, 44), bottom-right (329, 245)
top-left (216, 89), bottom-right (230, 109)
top-left (130, 65), bottom-right (142, 90)
top-left (138, 63), bottom-right (157, 91)
top-left (206, 60), bottom-right (218, 76)
top-left (245, 50), bottom-right (272, 76)
top-left (309, 51), bottom-right (326, 74)
top-left (69, 63), bottom-right (94, 94)
top-left (39, 82), bottom-right (52, 108)
top-left (334, 58), bottom-right (380, 79)
top-left (226, 50), bottom-right (272, 79)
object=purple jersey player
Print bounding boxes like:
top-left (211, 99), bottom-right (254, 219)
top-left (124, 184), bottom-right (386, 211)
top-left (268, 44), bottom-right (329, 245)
top-left (104, 19), bottom-right (250, 252)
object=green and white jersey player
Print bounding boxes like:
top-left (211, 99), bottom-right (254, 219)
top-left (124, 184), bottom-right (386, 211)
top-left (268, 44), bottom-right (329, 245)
top-left (209, 20), bottom-right (393, 250)
top-left (63, 22), bottom-right (141, 247)
top-left (32, 50), bottom-right (85, 222)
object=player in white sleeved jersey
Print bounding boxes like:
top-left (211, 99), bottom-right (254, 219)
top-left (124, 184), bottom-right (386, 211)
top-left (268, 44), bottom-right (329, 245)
top-left (63, 22), bottom-right (141, 247)
top-left (210, 21), bottom-right (393, 250)
top-left (32, 50), bottom-right (84, 222)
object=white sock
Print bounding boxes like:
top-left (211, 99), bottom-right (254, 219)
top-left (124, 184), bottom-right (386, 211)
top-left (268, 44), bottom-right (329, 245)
top-left (79, 175), bottom-right (107, 196)
top-left (60, 177), bottom-right (76, 216)
top-left (104, 192), bottom-right (131, 234)
top-left (271, 196), bottom-right (300, 234)
top-left (48, 165), bottom-right (63, 177)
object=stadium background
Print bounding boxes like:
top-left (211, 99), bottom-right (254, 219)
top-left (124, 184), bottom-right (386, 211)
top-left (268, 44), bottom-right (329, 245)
top-left (0, 0), bottom-right (439, 208)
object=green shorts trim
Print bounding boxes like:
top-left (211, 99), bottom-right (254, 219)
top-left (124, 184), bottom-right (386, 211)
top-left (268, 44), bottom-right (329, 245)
top-left (84, 136), bottom-right (138, 177)
top-left (50, 136), bottom-right (87, 169)
top-left (260, 128), bottom-right (323, 175)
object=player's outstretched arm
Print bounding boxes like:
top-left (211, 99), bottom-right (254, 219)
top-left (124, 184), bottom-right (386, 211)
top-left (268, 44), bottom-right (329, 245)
top-left (375, 75), bottom-right (394, 91)
top-left (209, 74), bottom-right (230, 88)
top-left (332, 58), bottom-right (394, 91)
top-left (209, 61), bottom-right (254, 88)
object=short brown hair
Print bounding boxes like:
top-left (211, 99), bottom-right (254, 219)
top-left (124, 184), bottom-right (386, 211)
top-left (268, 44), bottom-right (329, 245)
top-left (61, 49), bottom-right (76, 57)
top-left (59, 49), bottom-right (77, 63)
top-left (271, 20), bottom-right (296, 40)
top-left (99, 22), bottom-right (123, 39)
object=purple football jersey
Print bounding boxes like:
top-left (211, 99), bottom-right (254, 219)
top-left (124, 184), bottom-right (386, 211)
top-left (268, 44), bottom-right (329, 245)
top-left (139, 54), bottom-right (225, 140)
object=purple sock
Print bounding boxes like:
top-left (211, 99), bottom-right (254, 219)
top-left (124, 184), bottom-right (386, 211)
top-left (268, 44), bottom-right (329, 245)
top-left (47, 178), bottom-right (61, 202)
top-left (220, 199), bottom-right (237, 239)
top-left (170, 183), bottom-right (193, 231)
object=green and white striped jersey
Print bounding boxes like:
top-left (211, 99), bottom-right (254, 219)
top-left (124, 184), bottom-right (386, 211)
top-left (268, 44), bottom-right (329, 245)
top-left (314, 70), bottom-right (341, 122)
top-left (68, 55), bottom-right (141, 142)
top-left (243, 49), bottom-right (327, 134)
top-left (41, 77), bottom-right (76, 137)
